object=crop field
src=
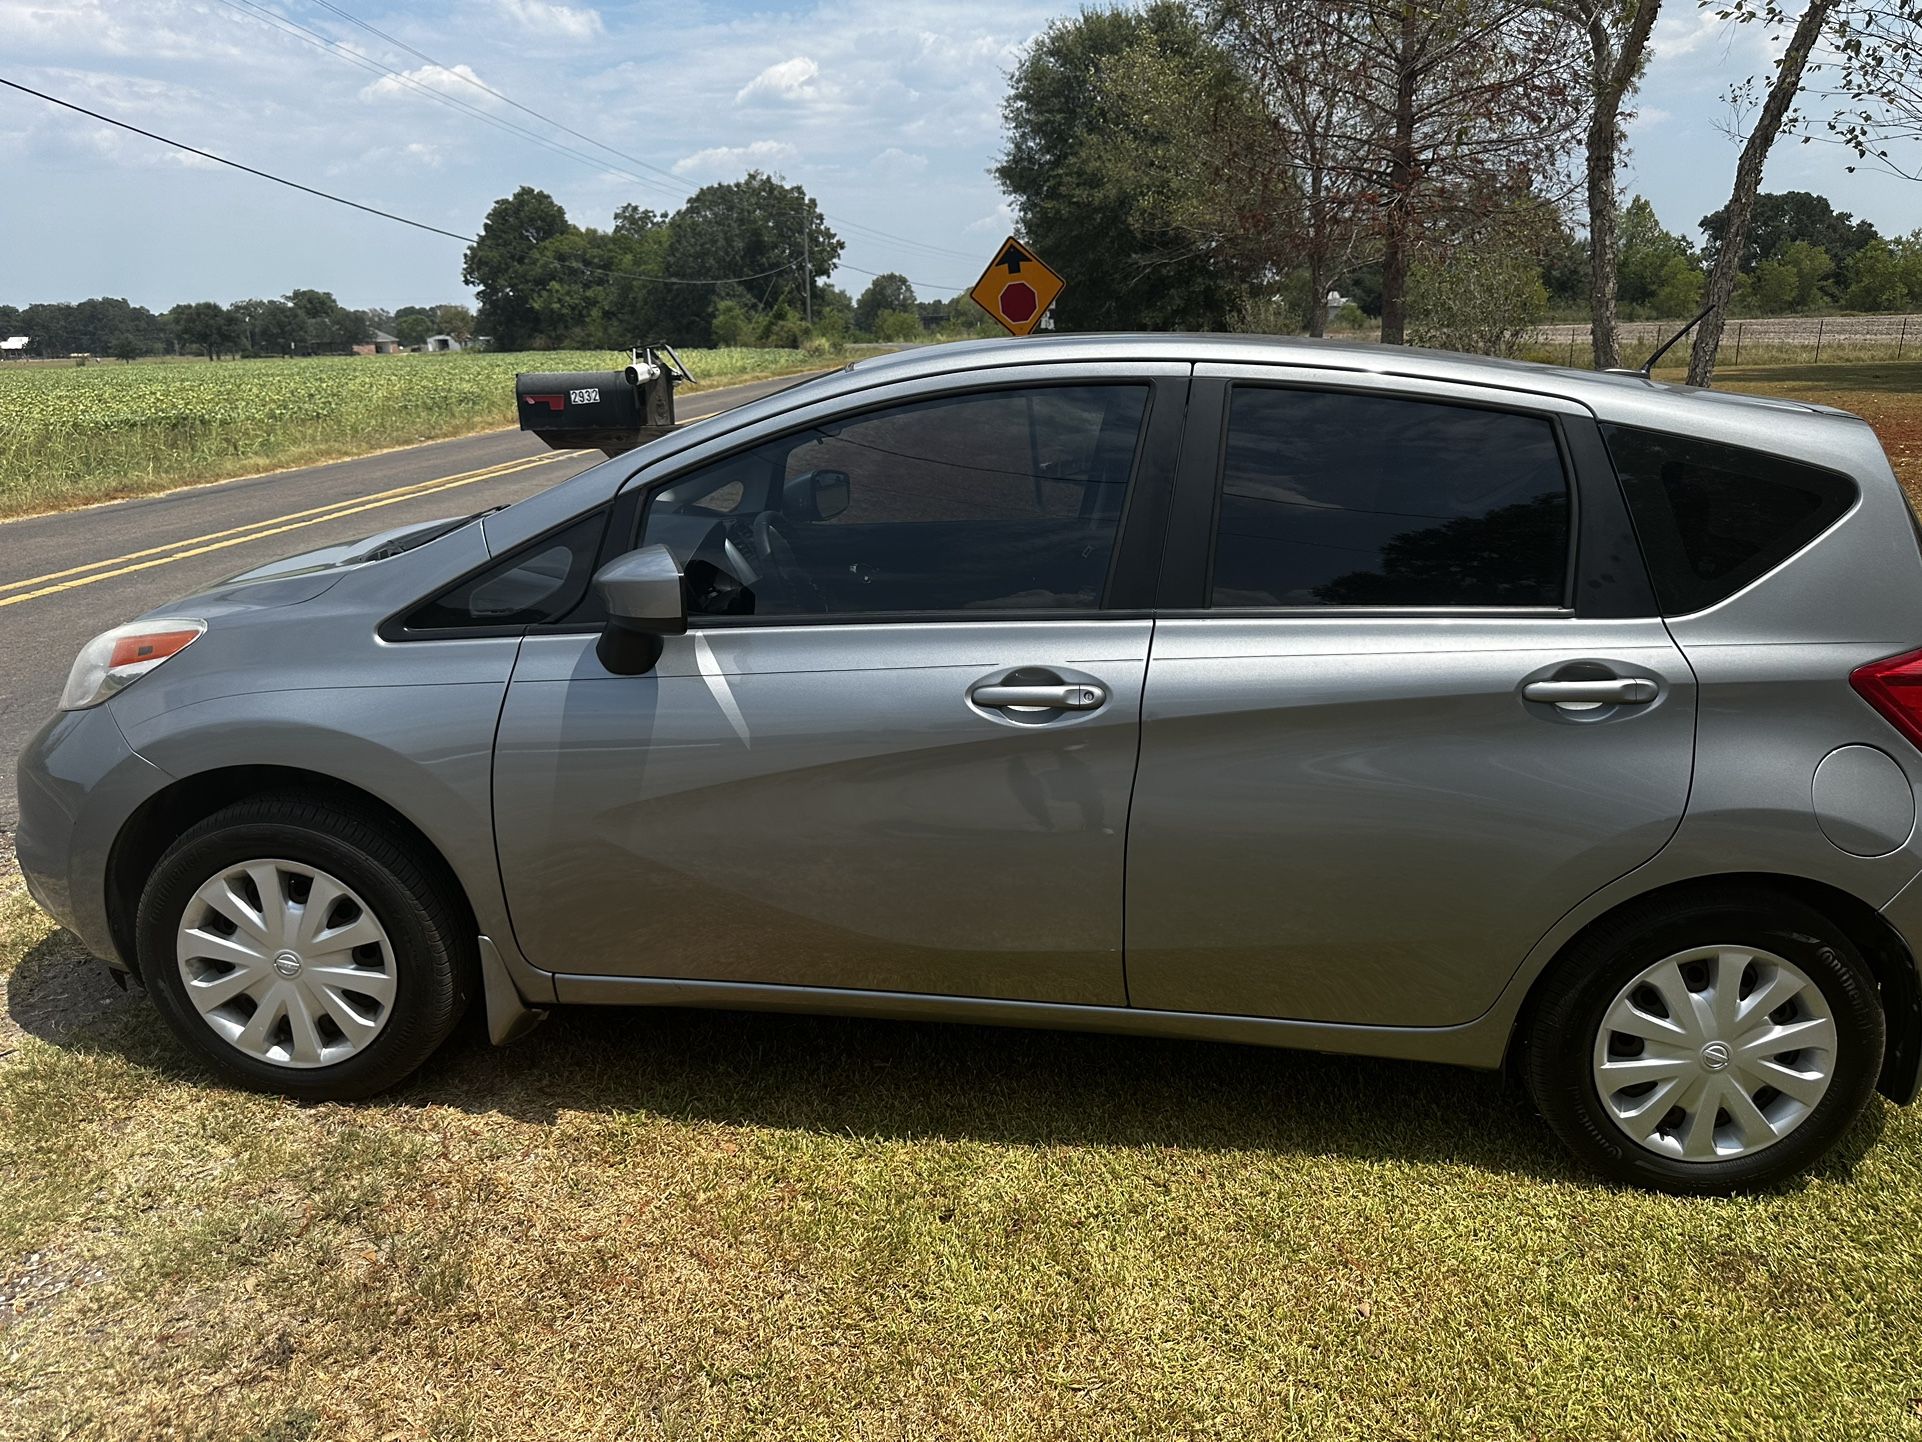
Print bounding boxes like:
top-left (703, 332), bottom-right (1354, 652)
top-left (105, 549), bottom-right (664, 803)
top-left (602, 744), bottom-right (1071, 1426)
top-left (0, 348), bottom-right (824, 518)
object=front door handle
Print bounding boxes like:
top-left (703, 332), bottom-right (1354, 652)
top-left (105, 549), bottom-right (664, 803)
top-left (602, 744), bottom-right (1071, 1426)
top-left (972, 683), bottom-right (1107, 710)
top-left (1522, 678), bottom-right (1658, 706)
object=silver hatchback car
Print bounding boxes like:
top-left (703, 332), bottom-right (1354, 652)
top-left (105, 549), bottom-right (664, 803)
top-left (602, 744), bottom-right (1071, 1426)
top-left (19, 335), bottom-right (1922, 1192)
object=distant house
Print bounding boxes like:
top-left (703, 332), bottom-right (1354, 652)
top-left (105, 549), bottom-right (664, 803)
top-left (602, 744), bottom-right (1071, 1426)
top-left (424, 333), bottom-right (464, 352)
top-left (0, 336), bottom-right (29, 359)
top-left (355, 330), bottom-right (402, 357)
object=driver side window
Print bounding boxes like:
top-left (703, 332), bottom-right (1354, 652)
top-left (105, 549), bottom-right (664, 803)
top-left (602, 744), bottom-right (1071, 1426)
top-left (638, 384), bottom-right (1149, 619)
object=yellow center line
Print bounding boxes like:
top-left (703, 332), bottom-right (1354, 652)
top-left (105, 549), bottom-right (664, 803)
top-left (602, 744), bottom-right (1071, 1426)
top-left (0, 456), bottom-right (571, 610)
top-left (0, 399), bottom-right (741, 612)
top-left (0, 451), bottom-right (568, 596)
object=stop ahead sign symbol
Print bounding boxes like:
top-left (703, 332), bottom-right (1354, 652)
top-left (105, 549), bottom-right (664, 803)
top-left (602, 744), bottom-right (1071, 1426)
top-left (999, 281), bottom-right (1038, 324)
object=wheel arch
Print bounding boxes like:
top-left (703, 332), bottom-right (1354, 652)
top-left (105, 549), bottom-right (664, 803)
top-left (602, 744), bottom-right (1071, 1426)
top-left (1507, 870), bottom-right (1922, 1103)
top-left (104, 764), bottom-right (479, 979)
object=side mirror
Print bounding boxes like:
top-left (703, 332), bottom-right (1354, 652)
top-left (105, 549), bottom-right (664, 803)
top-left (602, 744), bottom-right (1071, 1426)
top-left (783, 468), bottom-right (851, 522)
top-left (592, 544), bottom-right (686, 676)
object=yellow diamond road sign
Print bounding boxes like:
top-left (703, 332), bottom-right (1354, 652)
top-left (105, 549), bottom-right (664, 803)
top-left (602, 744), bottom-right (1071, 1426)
top-left (970, 237), bottom-right (1064, 337)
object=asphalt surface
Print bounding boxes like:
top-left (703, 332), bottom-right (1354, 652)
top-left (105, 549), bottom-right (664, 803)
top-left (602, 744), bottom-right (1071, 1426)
top-left (0, 371), bottom-right (812, 831)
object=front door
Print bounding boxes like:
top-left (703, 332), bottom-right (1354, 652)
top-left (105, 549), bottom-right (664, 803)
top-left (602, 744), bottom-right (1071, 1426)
top-left (1125, 373), bottom-right (1696, 1027)
top-left (494, 374), bottom-right (1183, 1005)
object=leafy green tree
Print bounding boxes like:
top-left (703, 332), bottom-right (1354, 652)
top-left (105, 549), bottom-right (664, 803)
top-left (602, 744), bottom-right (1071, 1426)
top-left (108, 334), bottom-right (145, 362)
top-left (996, 3), bottom-right (1253, 331)
top-left (432, 304), bottom-right (476, 342)
top-left (1615, 197), bottom-right (1699, 313)
top-left (873, 310), bottom-right (923, 342)
top-left (394, 314), bottom-right (433, 348)
top-left (1844, 238), bottom-right (1911, 311)
top-left (854, 273), bottom-right (917, 334)
top-left (1744, 257), bottom-right (1799, 313)
top-left (1406, 244), bottom-right (1548, 358)
top-left (463, 187), bottom-right (573, 349)
top-left (652, 173), bottom-right (840, 346)
top-left (1700, 190), bottom-right (1881, 275)
top-left (167, 301), bottom-right (241, 360)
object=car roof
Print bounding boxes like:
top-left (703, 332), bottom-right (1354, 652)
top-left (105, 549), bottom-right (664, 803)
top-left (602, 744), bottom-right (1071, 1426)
top-left (831, 332), bottom-right (1854, 420)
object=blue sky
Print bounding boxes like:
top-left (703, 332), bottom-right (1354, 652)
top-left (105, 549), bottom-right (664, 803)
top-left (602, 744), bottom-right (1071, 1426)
top-left (1, 0), bottom-right (1918, 313)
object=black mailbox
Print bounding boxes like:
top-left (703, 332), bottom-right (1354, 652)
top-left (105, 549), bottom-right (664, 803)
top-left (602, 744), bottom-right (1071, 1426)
top-left (516, 345), bottom-right (689, 456)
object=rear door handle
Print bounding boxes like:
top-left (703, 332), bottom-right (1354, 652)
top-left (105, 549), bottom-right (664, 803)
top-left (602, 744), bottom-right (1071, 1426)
top-left (1522, 678), bottom-right (1658, 706)
top-left (971, 683), bottom-right (1107, 710)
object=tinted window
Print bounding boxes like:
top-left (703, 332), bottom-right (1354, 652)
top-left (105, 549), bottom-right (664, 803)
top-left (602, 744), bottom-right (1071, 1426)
top-left (403, 510), bottom-right (608, 631)
top-left (1601, 423), bottom-right (1857, 614)
top-left (640, 386), bottom-right (1148, 618)
top-left (1211, 388), bottom-right (1571, 608)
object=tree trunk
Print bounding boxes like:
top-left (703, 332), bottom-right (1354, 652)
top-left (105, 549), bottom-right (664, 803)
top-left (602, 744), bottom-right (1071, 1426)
top-left (1585, 111), bottom-right (1623, 370)
top-left (1379, 6), bottom-right (1419, 346)
top-left (1687, 0), bottom-right (1839, 386)
top-left (1580, 0), bottom-right (1661, 371)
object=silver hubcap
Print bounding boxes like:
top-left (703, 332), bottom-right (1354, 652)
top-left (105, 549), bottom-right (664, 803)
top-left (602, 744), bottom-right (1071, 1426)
top-left (1593, 945), bottom-right (1837, 1162)
top-left (176, 859), bottom-right (396, 1069)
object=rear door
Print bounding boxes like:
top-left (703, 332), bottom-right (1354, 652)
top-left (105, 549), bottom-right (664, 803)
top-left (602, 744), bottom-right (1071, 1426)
top-left (1125, 367), bottom-right (1695, 1027)
top-left (493, 364), bottom-right (1187, 1005)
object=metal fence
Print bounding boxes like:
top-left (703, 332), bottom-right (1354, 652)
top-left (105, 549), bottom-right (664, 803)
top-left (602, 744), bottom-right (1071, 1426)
top-left (1531, 314), bottom-right (1922, 368)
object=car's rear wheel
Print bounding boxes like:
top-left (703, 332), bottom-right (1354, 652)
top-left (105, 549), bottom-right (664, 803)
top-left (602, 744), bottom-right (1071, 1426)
top-left (137, 796), bottom-right (470, 1099)
top-left (1523, 888), bottom-right (1885, 1193)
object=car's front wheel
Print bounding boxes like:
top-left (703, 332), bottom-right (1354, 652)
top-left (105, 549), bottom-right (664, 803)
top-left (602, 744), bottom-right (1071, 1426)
top-left (1524, 887), bottom-right (1886, 1193)
top-left (137, 796), bottom-right (470, 1099)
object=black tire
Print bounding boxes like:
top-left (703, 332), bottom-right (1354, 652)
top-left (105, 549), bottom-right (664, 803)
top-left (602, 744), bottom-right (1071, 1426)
top-left (1523, 886), bottom-right (1885, 1194)
top-left (136, 795), bottom-right (472, 1100)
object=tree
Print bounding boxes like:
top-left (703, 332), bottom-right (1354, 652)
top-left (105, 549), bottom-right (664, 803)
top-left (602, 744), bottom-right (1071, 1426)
top-left (1689, 0), bottom-right (1846, 385)
top-left (168, 301), bottom-right (240, 360)
top-left (1843, 236), bottom-right (1912, 309)
top-left (873, 310), bottom-right (924, 342)
top-left (432, 304), bottom-right (476, 342)
top-left (854, 273), bottom-right (917, 334)
top-left (1165, 0), bottom-right (1375, 335)
top-left (1273, 0), bottom-right (1586, 344)
top-left (1549, 0), bottom-right (1663, 368)
top-left (1615, 196), bottom-right (1700, 312)
top-left (394, 313), bottom-right (433, 348)
top-left (1406, 240), bottom-right (1550, 356)
top-left (1700, 189), bottom-right (1881, 272)
top-left (108, 334), bottom-right (145, 362)
top-left (652, 173), bottom-right (840, 346)
top-left (463, 187), bottom-right (572, 349)
top-left (996, 3), bottom-right (1255, 331)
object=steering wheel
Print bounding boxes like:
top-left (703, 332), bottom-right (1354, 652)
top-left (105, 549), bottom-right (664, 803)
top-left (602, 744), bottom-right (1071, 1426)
top-left (725, 511), bottom-right (828, 615)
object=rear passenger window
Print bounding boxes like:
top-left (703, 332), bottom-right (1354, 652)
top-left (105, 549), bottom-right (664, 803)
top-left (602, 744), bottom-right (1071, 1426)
top-left (1210, 387), bottom-right (1571, 608)
top-left (1601, 424), bottom-right (1857, 615)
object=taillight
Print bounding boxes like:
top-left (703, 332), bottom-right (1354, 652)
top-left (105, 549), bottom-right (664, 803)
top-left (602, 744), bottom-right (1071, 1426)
top-left (1850, 646), bottom-right (1922, 751)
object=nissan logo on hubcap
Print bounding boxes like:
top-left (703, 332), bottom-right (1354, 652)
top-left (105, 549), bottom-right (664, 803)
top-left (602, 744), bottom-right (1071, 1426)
top-left (273, 950), bottom-right (304, 979)
top-left (1700, 1040), bottom-right (1733, 1071)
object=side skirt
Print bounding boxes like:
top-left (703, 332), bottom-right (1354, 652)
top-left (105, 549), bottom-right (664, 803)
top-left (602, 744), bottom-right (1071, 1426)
top-left (550, 973), bottom-right (1508, 1070)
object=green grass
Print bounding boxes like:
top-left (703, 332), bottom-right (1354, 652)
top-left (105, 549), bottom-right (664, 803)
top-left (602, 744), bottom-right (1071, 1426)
top-left (0, 348), bottom-right (830, 519)
top-left (5, 879), bottom-right (1922, 1440)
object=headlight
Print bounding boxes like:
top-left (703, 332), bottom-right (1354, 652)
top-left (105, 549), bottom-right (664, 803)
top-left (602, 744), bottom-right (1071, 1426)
top-left (59, 619), bottom-right (206, 710)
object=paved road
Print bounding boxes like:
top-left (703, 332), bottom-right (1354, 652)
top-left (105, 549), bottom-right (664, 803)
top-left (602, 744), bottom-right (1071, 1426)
top-left (0, 371), bottom-right (812, 830)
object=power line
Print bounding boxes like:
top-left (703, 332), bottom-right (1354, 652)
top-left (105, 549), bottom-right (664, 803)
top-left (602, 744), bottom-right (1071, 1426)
top-left (259, 0), bottom-right (984, 264)
top-left (210, 0), bottom-right (685, 203)
top-left (0, 76), bottom-right (814, 290)
top-left (0, 76), bottom-right (473, 242)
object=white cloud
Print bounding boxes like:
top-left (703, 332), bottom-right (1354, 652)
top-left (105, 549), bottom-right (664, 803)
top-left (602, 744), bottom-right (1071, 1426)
top-left (359, 63), bottom-right (496, 106)
top-left (736, 56), bottom-right (825, 105)
top-left (966, 199), bottom-right (1016, 235)
top-left (872, 147), bottom-right (928, 178)
top-left (672, 139), bottom-right (799, 176)
top-left (497, 0), bottom-right (603, 42)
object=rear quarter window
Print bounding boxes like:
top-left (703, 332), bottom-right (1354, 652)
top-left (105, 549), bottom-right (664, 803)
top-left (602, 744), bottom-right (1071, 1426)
top-left (1601, 424), bottom-right (1857, 615)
